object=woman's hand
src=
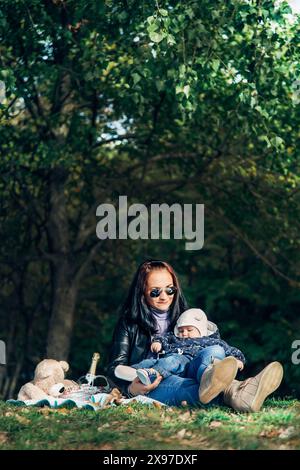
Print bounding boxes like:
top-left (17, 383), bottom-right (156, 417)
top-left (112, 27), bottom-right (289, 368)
top-left (151, 342), bottom-right (162, 353)
top-left (236, 360), bottom-right (244, 370)
top-left (128, 376), bottom-right (162, 396)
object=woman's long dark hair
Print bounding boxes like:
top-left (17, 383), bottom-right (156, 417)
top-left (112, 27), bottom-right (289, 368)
top-left (121, 260), bottom-right (189, 335)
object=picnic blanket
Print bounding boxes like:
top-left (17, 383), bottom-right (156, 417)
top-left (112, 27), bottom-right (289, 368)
top-left (6, 393), bottom-right (165, 410)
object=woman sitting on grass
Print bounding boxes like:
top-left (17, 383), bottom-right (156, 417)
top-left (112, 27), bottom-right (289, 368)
top-left (106, 260), bottom-right (283, 411)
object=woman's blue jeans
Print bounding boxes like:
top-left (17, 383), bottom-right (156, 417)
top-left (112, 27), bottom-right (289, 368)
top-left (147, 345), bottom-right (226, 407)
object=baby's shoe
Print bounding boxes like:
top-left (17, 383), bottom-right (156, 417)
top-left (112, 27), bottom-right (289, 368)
top-left (136, 368), bottom-right (159, 386)
top-left (114, 365), bottom-right (137, 382)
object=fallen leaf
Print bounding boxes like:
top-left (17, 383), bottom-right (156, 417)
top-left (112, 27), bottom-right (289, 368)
top-left (279, 426), bottom-right (296, 439)
top-left (259, 428), bottom-right (283, 438)
top-left (124, 406), bottom-right (134, 413)
top-left (55, 408), bottom-right (70, 415)
top-left (177, 429), bottom-right (186, 438)
top-left (15, 415), bottom-right (31, 425)
top-left (278, 444), bottom-right (290, 450)
top-left (38, 408), bottom-right (50, 416)
top-left (98, 423), bottom-right (110, 430)
top-left (101, 388), bottom-right (123, 406)
top-left (178, 410), bottom-right (193, 422)
top-left (43, 408), bottom-right (59, 413)
top-left (209, 421), bottom-right (223, 429)
top-left (98, 443), bottom-right (114, 450)
top-left (41, 408), bottom-right (61, 415)
top-left (160, 437), bottom-right (174, 443)
top-left (153, 401), bottom-right (163, 409)
top-left (0, 432), bottom-right (9, 444)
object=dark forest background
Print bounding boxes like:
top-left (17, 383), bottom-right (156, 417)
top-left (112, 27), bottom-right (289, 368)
top-left (0, 0), bottom-right (299, 400)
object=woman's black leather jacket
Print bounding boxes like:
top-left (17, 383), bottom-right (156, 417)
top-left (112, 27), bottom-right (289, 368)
top-left (105, 316), bottom-right (152, 396)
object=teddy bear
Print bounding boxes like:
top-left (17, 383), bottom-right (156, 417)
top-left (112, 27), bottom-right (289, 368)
top-left (17, 359), bottom-right (79, 401)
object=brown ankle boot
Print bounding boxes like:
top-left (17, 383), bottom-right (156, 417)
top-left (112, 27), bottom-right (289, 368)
top-left (223, 361), bottom-right (283, 412)
top-left (199, 356), bottom-right (239, 404)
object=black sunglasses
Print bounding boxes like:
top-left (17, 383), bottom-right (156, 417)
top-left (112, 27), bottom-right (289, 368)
top-left (149, 286), bottom-right (177, 298)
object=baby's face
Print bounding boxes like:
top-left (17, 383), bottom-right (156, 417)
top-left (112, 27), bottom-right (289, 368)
top-left (177, 326), bottom-right (200, 338)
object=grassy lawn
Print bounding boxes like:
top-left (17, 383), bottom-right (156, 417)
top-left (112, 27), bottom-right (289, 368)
top-left (0, 398), bottom-right (299, 450)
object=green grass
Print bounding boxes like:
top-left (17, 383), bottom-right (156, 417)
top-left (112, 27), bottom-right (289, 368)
top-left (0, 398), bottom-right (299, 450)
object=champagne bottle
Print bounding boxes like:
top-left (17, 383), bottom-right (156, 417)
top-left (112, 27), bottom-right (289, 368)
top-left (89, 352), bottom-right (100, 377)
top-left (77, 352), bottom-right (101, 387)
top-left (79, 352), bottom-right (109, 391)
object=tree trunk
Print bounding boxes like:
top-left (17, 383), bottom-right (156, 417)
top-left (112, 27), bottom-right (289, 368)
top-left (46, 276), bottom-right (78, 359)
top-left (45, 166), bottom-right (98, 359)
top-left (46, 167), bottom-right (77, 360)
top-left (7, 354), bottom-right (24, 399)
top-left (0, 282), bottom-right (20, 396)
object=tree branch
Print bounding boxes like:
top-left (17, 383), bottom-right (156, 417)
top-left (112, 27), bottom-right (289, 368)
top-left (73, 239), bottom-right (103, 286)
top-left (211, 208), bottom-right (300, 288)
